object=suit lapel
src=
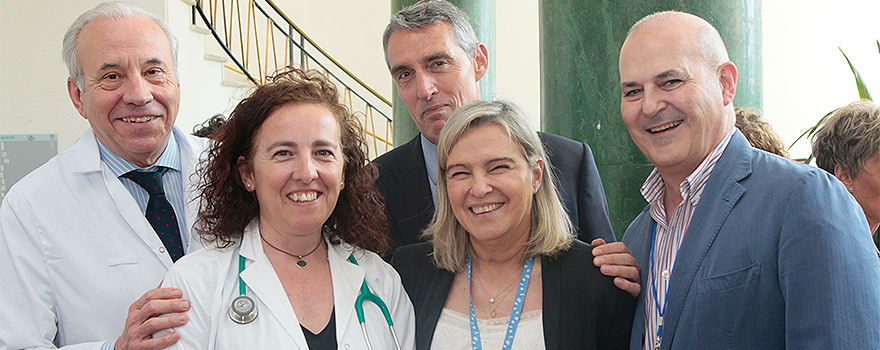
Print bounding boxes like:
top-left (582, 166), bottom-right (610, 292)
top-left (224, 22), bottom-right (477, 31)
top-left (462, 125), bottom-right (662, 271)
top-left (541, 256), bottom-right (561, 349)
top-left (390, 136), bottom-right (435, 244)
top-left (660, 132), bottom-right (752, 349)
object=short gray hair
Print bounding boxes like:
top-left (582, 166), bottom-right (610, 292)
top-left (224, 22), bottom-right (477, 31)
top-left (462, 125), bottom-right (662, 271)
top-left (425, 100), bottom-right (573, 272)
top-left (812, 99), bottom-right (880, 178)
top-left (62, 1), bottom-right (179, 90)
top-left (382, 0), bottom-right (479, 67)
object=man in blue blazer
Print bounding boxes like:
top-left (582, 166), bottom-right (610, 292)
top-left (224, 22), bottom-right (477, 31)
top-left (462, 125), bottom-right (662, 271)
top-left (618, 11), bottom-right (880, 349)
top-left (376, 0), bottom-right (616, 254)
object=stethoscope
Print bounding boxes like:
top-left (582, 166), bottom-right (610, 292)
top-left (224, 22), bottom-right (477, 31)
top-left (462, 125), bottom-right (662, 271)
top-left (228, 244), bottom-right (401, 350)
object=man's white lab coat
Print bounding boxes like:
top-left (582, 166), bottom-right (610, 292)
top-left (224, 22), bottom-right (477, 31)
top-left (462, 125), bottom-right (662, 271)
top-left (0, 127), bottom-right (206, 349)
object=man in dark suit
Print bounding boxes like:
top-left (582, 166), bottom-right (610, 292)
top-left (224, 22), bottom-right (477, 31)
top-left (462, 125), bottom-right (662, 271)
top-left (377, 0), bottom-right (615, 252)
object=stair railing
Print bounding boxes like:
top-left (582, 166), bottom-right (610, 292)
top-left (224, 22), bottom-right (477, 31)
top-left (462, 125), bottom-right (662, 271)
top-left (192, 0), bottom-right (394, 156)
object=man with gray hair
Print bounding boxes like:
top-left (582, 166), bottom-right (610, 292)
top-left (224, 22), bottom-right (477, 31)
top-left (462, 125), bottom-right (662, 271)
top-left (375, 0), bottom-right (640, 293)
top-left (0, 2), bottom-right (204, 349)
top-left (618, 10), bottom-right (880, 349)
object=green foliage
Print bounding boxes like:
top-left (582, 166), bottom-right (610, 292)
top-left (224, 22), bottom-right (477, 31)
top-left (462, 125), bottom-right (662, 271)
top-left (790, 40), bottom-right (877, 163)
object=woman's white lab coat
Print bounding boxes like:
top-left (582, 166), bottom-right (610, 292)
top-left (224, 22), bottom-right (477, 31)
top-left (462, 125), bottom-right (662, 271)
top-left (162, 221), bottom-right (415, 349)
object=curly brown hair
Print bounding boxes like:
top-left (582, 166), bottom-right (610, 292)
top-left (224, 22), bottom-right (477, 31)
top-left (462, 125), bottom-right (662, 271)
top-left (195, 67), bottom-right (390, 255)
top-left (735, 108), bottom-right (789, 158)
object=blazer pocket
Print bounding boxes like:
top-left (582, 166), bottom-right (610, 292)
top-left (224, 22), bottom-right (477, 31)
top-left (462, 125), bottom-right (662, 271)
top-left (108, 256), bottom-right (139, 267)
top-left (697, 263), bottom-right (761, 294)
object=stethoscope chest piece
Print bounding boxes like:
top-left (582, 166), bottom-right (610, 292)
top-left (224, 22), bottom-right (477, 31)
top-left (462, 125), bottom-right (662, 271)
top-left (229, 295), bottom-right (258, 324)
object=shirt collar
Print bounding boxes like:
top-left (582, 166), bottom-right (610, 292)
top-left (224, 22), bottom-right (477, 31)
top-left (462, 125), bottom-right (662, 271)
top-left (421, 134), bottom-right (439, 203)
top-left (98, 132), bottom-right (181, 177)
top-left (641, 126), bottom-right (736, 207)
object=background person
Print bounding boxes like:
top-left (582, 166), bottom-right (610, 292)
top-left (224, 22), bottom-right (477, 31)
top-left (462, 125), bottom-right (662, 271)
top-left (392, 100), bottom-right (634, 349)
top-left (0, 2), bottom-right (205, 349)
top-left (376, 0), bottom-right (616, 257)
top-left (734, 107), bottom-right (789, 158)
top-left (812, 99), bottom-right (880, 234)
top-left (618, 11), bottom-right (880, 349)
top-left (161, 68), bottom-right (415, 349)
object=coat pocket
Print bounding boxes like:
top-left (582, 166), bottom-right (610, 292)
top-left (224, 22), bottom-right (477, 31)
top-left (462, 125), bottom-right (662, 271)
top-left (108, 256), bottom-right (139, 267)
top-left (697, 263), bottom-right (761, 294)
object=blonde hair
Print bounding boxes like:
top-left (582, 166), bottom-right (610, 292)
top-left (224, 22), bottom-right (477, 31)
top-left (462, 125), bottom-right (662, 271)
top-left (425, 100), bottom-right (572, 272)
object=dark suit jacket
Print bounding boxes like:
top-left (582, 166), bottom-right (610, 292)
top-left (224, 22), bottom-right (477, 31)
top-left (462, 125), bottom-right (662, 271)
top-left (623, 131), bottom-right (880, 349)
top-left (391, 240), bottom-right (634, 349)
top-left (374, 132), bottom-right (615, 252)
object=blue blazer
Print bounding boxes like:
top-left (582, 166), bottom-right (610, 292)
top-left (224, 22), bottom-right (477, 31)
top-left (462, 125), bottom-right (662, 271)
top-left (375, 132), bottom-right (615, 253)
top-left (623, 131), bottom-right (880, 349)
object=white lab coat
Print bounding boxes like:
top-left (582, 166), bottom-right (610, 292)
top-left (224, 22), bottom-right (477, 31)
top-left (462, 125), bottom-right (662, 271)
top-left (161, 221), bottom-right (416, 350)
top-left (0, 128), bottom-right (206, 350)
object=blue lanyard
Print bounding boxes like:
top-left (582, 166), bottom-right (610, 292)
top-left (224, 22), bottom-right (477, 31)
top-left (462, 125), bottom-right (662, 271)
top-left (467, 256), bottom-right (535, 350)
top-left (649, 223), bottom-right (669, 344)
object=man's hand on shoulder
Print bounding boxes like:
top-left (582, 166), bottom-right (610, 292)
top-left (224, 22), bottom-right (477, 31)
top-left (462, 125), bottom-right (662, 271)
top-left (115, 287), bottom-right (189, 350)
top-left (591, 238), bottom-right (641, 298)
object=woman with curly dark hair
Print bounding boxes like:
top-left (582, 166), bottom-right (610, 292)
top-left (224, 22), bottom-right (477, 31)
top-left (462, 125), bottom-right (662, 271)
top-left (161, 67), bottom-right (414, 349)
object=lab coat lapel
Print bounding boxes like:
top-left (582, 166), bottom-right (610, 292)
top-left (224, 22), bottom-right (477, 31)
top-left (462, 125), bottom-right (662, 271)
top-left (659, 132), bottom-right (750, 349)
top-left (328, 243), bottom-right (364, 343)
top-left (175, 129), bottom-right (206, 253)
top-left (239, 226), bottom-right (310, 349)
top-left (73, 130), bottom-right (175, 268)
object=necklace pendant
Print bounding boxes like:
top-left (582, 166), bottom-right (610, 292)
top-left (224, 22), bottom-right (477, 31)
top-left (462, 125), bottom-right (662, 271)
top-left (490, 310), bottom-right (496, 317)
top-left (489, 297), bottom-right (495, 304)
top-left (296, 259), bottom-right (307, 268)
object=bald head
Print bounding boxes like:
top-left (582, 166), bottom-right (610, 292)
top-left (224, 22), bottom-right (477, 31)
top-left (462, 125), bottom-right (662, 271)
top-left (618, 10), bottom-right (738, 185)
top-left (624, 11), bottom-right (729, 72)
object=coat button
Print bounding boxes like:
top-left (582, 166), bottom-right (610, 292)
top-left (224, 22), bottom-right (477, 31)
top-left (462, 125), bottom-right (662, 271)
top-left (159, 247), bottom-right (166, 253)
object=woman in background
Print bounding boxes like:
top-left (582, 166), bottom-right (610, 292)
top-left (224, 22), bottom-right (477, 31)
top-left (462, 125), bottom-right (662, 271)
top-left (812, 99), bottom-right (880, 235)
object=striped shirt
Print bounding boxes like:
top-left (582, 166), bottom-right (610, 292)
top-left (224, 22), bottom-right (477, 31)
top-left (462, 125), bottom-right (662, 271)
top-left (642, 127), bottom-right (735, 350)
top-left (97, 133), bottom-right (188, 249)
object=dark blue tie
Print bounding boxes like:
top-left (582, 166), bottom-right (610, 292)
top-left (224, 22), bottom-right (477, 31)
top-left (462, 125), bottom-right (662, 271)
top-left (123, 168), bottom-right (184, 261)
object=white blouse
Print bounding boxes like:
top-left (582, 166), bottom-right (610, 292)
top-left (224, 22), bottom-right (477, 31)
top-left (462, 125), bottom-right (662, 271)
top-left (430, 308), bottom-right (545, 350)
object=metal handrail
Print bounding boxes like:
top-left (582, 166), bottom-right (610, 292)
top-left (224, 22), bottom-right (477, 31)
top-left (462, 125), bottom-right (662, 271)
top-left (192, 0), bottom-right (394, 154)
top-left (263, 0), bottom-right (392, 107)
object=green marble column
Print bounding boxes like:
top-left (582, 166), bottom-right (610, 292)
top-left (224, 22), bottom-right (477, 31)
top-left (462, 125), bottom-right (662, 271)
top-left (389, 0), bottom-right (496, 145)
top-left (540, 0), bottom-right (762, 240)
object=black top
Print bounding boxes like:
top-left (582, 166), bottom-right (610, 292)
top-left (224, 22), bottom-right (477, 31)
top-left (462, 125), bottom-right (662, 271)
top-left (391, 239), bottom-right (635, 349)
top-left (301, 308), bottom-right (337, 349)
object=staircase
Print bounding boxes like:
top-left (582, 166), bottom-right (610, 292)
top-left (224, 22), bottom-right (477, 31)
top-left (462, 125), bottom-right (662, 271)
top-left (184, 0), bottom-right (394, 158)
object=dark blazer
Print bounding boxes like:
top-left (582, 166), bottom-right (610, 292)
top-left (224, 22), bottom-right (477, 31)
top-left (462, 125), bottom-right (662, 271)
top-left (623, 131), bottom-right (880, 349)
top-left (374, 132), bottom-right (615, 251)
top-left (391, 240), bottom-right (634, 350)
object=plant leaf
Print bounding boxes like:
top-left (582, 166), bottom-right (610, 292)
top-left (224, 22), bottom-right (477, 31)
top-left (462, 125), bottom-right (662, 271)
top-left (789, 108), bottom-right (837, 164)
top-left (840, 47), bottom-right (873, 101)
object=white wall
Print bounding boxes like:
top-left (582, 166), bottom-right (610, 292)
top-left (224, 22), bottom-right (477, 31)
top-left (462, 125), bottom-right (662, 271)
top-left (0, 0), bottom-right (164, 150)
top-left (762, 0), bottom-right (880, 159)
top-left (1, 0), bottom-right (878, 161)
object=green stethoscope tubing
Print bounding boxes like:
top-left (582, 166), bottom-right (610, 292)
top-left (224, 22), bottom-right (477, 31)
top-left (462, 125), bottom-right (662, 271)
top-left (232, 243), bottom-right (401, 350)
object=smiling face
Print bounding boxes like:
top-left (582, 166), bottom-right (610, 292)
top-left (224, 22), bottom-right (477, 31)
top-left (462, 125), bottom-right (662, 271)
top-left (385, 22), bottom-right (487, 144)
top-left (239, 103), bottom-right (344, 236)
top-left (68, 15), bottom-right (179, 167)
top-left (444, 124), bottom-right (542, 247)
top-left (618, 15), bottom-right (736, 183)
